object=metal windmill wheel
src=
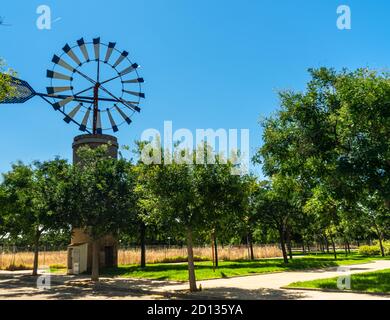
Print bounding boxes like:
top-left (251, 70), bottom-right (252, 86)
top-left (46, 37), bottom-right (145, 134)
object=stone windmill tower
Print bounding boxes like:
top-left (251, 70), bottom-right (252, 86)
top-left (68, 134), bottom-right (120, 274)
top-left (0, 37), bottom-right (145, 274)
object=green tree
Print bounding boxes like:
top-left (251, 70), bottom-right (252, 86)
top-left (195, 147), bottom-right (244, 267)
top-left (131, 140), bottom-right (167, 268)
top-left (357, 192), bottom-right (390, 257)
top-left (129, 161), bottom-right (149, 269)
top-left (256, 67), bottom-right (390, 255)
top-left (233, 175), bottom-right (264, 260)
top-left (67, 146), bottom-right (137, 281)
top-left (254, 175), bottom-right (302, 263)
top-left (303, 184), bottom-right (341, 259)
top-left (0, 59), bottom-right (16, 101)
top-left (0, 159), bottom-right (71, 275)
top-left (141, 150), bottom-right (203, 292)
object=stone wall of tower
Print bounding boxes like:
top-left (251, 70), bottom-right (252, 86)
top-left (67, 134), bottom-right (119, 273)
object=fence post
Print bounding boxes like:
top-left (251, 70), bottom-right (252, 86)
top-left (12, 244), bottom-right (16, 267)
top-left (43, 245), bottom-right (46, 266)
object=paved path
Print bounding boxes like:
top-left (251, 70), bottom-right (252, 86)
top-left (153, 259), bottom-right (390, 300)
top-left (0, 260), bottom-right (389, 300)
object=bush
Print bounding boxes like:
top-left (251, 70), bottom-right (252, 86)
top-left (49, 264), bottom-right (66, 269)
top-left (384, 242), bottom-right (390, 256)
top-left (359, 245), bottom-right (381, 256)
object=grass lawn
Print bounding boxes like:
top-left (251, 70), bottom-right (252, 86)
top-left (287, 268), bottom-right (390, 294)
top-left (101, 253), bottom-right (388, 282)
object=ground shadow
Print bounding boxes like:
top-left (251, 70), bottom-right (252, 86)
top-left (0, 273), bottom-right (305, 300)
top-left (185, 286), bottom-right (306, 300)
top-left (0, 274), bottom-right (170, 300)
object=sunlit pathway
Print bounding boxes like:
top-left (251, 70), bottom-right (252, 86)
top-left (155, 259), bottom-right (390, 300)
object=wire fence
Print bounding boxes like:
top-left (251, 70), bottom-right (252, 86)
top-left (0, 245), bottom-right (68, 270)
top-left (0, 244), bottom-right (282, 270)
top-left (1, 241), bottom-right (368, 271)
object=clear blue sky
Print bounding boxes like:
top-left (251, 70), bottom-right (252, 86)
top-left (1, 0), bottom-right (390, 175)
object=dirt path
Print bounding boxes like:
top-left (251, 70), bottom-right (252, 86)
top-left (0, 260), bottom-right (389, 300)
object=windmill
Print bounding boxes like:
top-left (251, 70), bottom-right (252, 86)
top-left (0, 37), bottom-right (145, 134)
top-left (0, 38), bottom-right (146, 273)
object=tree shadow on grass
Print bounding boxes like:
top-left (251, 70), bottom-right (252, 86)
top-left (101, 255), bottom-right (384, 281)
top-left (103, 259), bottom-right (340, 275)
top-left (187, 286), bottom-right (306, 300)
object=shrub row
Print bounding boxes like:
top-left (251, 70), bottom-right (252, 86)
top-left (359, 243), bottom-right (390, 256)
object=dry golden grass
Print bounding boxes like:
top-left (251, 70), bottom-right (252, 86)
top-left (119, 245), bottom-right (282, 265)
top-left (0, 250), bottom-right (67, 270)
top-left (0, 245), bottom-right (281, 270)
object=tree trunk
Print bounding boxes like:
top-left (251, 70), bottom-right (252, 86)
top-left (302, 242), bottom-right (306, 254)
top-left (91, 239), bottom-right (100, 281)
top-left (347, 241), bottom-right (351, 253)
top-left (378, 237), bottom-right (385, 257)
top-left (286, 228), bottom-right (293, 260)
top-left (186, 228), bottom-right (198, 292)
top-left (211, 233), bottom-right (215, 271)
top-left (320, 239), bottom-right (325, 253)
top-left (140, 222), bottom-right (146, 268)
top-left (247, 233), bottom-right (254, 260)
top-left (32, 232), bottom-right (40, 276)
top-left (330, 236), bottom-right (337, 260)
top-left (374, 224), bottom-right (385, 257)
top-left (213, 232), bottom-right (218, 268)
top-left (324, 235), bottom-right (330, 253)
top-left (278, 228), bottom-right (288, 264)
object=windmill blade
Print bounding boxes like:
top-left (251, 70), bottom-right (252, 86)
top-left (46, 86), bottom-right (73, 94)
top-left (123, 89), bottom-right (145, 99)
top-left (119, 98), bottom-right (141, 112)
top-left (119, 63), bottom-right (139, 76)
top-left (62, 44), bottom-right (82, 66)
top-left (93, 37), bottom-right (100, 61)
top-left (112, 51), bottom-right (128, 68)
top-left (63, 103), bottom-right (82, 123)
top-left (96, 109), bottom-right (103, 134)
top-left (120, 100), bottom-right (139, 105)
top-left (47, 70), bottom-right (73, 81)
top-left (52, 55), bottom-right (76, 73)
top-left (77, 38), bottom-right (90, 62)
top-left (79, 108), bottom-right (91, 131)
top-left (114, 104), bottom-right (132, 124)
top-left (0, 75), bottom-right (36, 104)
top-left (52, 96), bottom-right (74, 110)
top-left (122, 77), bottom-right (144, 84)
top-left (107, 108), bottom-right (118, 132)
top-left (104, 42), bottom-right (116, 63)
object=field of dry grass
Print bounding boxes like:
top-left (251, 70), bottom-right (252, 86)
top-left (0, 245), bottom-right (281, 270)
top-left (0, 250), bottom-right (68, 270)
top-left (119, 245), bottom-right (282, 264)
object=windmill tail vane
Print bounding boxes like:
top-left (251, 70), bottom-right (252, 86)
top-left (0, 75), bottom-right (36, 103)
top-left (0, 37), bottom-right (145, 135)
